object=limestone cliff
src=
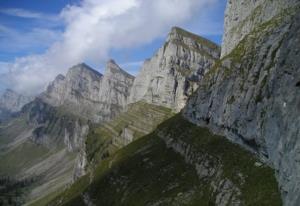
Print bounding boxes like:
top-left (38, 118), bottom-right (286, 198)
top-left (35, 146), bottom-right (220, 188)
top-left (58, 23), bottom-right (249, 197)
top-left (40, 63), bottom-right (104, 122)
top-left (40, 61), bottom-right (134, 123)
top-left (129, 27), bottom-right (220, 112)
top-left (184, 1), bottom-right (300, 205)
top-left (98, 60), bottom-right (135, 120)
top-left (222, 0), bottom-right (300, 57)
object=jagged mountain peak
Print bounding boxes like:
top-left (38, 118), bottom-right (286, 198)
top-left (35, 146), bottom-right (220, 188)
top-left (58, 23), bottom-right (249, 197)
top-left (67, 62), bottom-right (103, 78)
top-left (167, 26), bottom-right (220, 54)
top-left (54, 74), bottom-right (65, 81)
top-left (40, 60), bottom-right (134, 123)
top-left (129, 27), bottom-right (220, 111)
top-left (105, 59), bottom-right (134, 79)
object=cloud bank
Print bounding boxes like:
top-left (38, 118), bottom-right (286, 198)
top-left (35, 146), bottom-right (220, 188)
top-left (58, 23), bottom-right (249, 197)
top-left (1, 0), bottom-right (219, 95)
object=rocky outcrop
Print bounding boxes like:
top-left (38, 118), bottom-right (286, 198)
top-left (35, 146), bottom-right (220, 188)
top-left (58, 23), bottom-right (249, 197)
top-left (129, 27), bottom-right (220, 112)
top-left (222, 0), bottom-right (300, 57)
top-left (98, 60), bottom-right (135, 120)
top-left (22, 99), bottom-right (89, 151)
top-left (184, 1), bottom-right (300, 205)
top-left (40, 61), bottom-right (134, 123)
top-left (0, 89), bottom-right (33, 121)
top-left (40, 63), bottom-right (104, 122)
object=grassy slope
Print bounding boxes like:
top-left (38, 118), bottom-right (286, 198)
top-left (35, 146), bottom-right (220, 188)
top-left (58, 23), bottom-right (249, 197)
top-left (0, 101), bottom-right (85, 205)
top-left (85, 101), bottom-right (173, 168)
top-left (44, 114), bottom-right (281, 206)
top-left (0, 141), bottom-right (50, 176)
top-left (0, 116), bottom-right (29, 147)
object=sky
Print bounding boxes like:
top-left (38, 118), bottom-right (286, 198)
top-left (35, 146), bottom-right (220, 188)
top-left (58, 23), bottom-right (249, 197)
top-left (0, 0), bottom-right (227, 95)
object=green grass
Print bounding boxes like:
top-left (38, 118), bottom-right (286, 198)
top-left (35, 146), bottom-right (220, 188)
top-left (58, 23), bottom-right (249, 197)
top-left (0, 141), bottom-right (50, 176)
top-left (45, 114), bottom-right (281, 206)
top-left (158, 114), bottom-right (281, 205)
top-left (0, 116), bottom-right (29, 147)
top-left (85, 101), bottom-right (173, 168)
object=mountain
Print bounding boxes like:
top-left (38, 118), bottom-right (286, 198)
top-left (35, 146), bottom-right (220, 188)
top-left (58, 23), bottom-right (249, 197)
top-left (0, 89), bottom-right (33, 121)
top-left (1, 1), bottom-right (299, 205)
top-left (129, 27), bottom-right (220, 112)
top-left (33, 25), bottom-right (284, 205)
top-left (0, 60), bottom-right (135, 205)
top-left (221, 0), bottom-right (300, 57)
top-left (184, 0), bottom-right (300, 205)
top-left (97, 60), bottom-right (135, 121)
top-left (74, 101), bottom-right (174, 178)
top-left (40, 61), bottom-right (134, 123)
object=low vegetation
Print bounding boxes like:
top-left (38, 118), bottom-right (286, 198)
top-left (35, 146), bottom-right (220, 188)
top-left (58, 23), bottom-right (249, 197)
top-left (40, 114), bottom-right (281, 206)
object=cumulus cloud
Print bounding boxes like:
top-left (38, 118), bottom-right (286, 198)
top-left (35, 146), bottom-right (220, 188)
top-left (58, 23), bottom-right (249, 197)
top-left (1, 0), bottom-right (219, 95)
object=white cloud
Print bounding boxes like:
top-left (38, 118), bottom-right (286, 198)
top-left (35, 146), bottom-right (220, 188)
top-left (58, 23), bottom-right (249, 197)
top-left (0, 8), bottom-right (58, 21)
top-left (1, 0), bottom-right (219, 95)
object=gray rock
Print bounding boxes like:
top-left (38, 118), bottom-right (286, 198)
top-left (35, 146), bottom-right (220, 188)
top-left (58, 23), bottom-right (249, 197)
top-left (184, 1), bottom-right (300, 205)
top-left (99, 60), bottom-right (135, 121)
top-left (129, 27), bottom-right (220, 112)
top-left (40, 61), bottom-right (134, 123)
top-left (222, 0), bottom-right (300, 57)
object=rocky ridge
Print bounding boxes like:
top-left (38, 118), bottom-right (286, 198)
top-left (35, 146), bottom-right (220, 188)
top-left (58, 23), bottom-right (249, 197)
top-left (184, 1), bottom-right (300, 205)
top-left (129, 27), bottom-right (220, 112)
top-left (40, 61), bottom-right (134, 123)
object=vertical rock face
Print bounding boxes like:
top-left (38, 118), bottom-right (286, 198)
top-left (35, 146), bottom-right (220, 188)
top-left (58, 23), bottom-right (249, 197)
top-left (40, 63), bottom-right (104, 122)
top-left (99, 60), bottom-right (135, 120)
top-left (0, 89), bottom-right (33, 113)
top-left (222, 0), bottom-right (300, 57)
top-left (40, 61), bottom-right (134, 123)
top-left (184, 1), bottom-right (300, 205)
top-left (129, 27), bottom-right (220, 112)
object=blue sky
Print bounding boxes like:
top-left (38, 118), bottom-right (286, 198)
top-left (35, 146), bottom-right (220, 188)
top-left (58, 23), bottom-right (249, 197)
top-left (0, 0), bottom-right (227, 94)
